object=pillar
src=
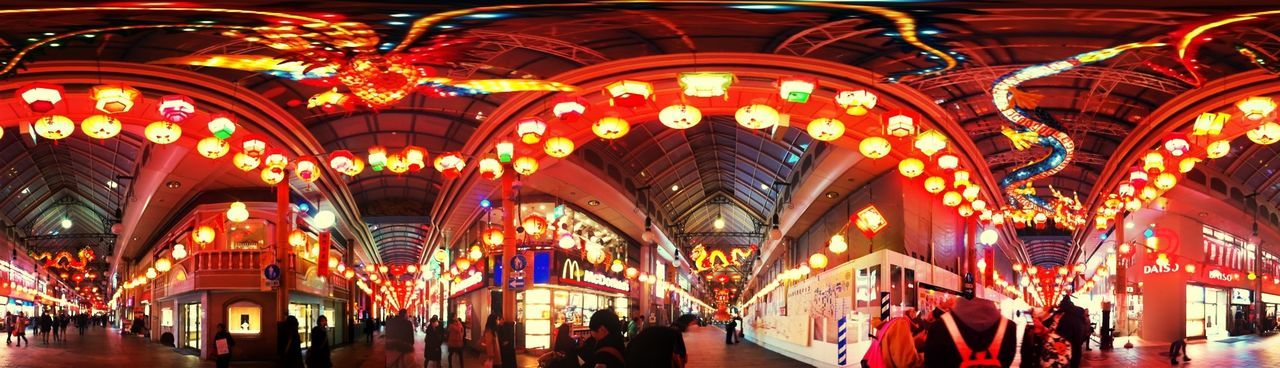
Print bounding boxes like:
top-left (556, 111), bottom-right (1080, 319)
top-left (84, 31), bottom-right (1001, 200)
top-left (276, 180), bottom-right (292, 320)
top-left (965, 217), bottom-right (977, 293)
top-left (640, 244), bottom-right (652, 318)
top-left (500, 170), bottom-right (516, 319)
top-left (1114, 212), bottom-right (1127, 337)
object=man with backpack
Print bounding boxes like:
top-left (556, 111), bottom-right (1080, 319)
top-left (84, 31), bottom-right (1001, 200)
top-left (1053, 298), bottom-right (1090, 368)
top-left (626, 314), bottom-right (695, 368)
top-left (923, 296), bottom-right (1017, 367)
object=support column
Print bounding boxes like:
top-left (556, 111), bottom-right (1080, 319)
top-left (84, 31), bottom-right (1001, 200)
top-left (276, 180), bottom-right (292, 320)
top-left (1114, 212), bottom-right (1128, 338)
top-left (640, 244), bottom-right (652, 318)
top-left (965, 217), bottom-right (977, 291)
top-left (500, 170), bottom-right (516, 319)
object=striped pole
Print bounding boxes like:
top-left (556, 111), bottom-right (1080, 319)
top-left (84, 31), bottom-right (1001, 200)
top-left (837, 316), bottom-right (848, 366)
top-left (879, 291), bottom-right (890, 321)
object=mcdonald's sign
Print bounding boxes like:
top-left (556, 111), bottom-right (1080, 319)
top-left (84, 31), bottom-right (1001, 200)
top-left (558, 257), bottom-right (630, 293)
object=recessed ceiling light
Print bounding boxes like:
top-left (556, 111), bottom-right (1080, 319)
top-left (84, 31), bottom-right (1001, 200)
top-left (390, 13), bottom-right (413, 18)
top-left (760, 183), bottom-right (770, 190)
top-left (825, 191), bottom-right (838, 199)
top-left (48, 43), bottom-right (60, 47)
top-left (181, 28), bottom-right (196, 32)
top-left (165, 181), bottom-right (181, 189)
top-left (587, 200), bottom-right (600, 206)
top-left (386, 21), bottom-right (407, 26)
top-left (43, 32), bottom-right (54, 36)
top-left (671, 184), bottom-right (680, 192)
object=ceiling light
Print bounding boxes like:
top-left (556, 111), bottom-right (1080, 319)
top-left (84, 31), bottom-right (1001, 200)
top-left (671, 184), bottom-right (680, 192)
top-left (587, 200), bottom-right (600, 206)
top-left (760, 183), bottom-right (770, 190)
top-left (106, 180), bottom-right (118, 189)
top-left (713, 216), bottom-right (726, 230)
top-left (166, 181), bottom-right (181, 189)
top-left (825, 191), bottom-right (839, 199)
top-left (386, 21), bottom-right (407, 26)
top-left (61, 218), bottom-right (72, 229)
top-left (390, 13), bottom-right (413, 17)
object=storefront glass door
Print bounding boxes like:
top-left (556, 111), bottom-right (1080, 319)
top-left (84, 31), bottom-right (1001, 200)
top-left (1186, 286), bottom-right (1206, 338)
top-left (1206, 288), bottom-right (1228, 339)
top-left (182, 303), bottom-right (201, 350)
top-left (289, 303), bottom-right (318, 348)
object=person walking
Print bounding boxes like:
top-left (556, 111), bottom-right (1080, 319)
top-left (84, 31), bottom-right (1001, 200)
top-left (923, 296), bottom-right (1017, 368)
top-left (386, 309), bottom-right (416, 368)
top-left (4, 312), bottom-right (12, 346)
top-left (76, 313), bottom-right (87, 336)
top-left (424, 316), bottom-right (445, 368)
top-left (38, 313), bottom-right (51, 345)
top-left (586, 310), bottom-right (625, 368)
top-left (12, 314), bottom-right (27, 347)
top-left (447, 317), bottom-right (465, 368)
top-left (626, 317), bottom-right (639, 342)
top-left (58, 313), bottom-right (69, 343)
top-left (482, 314), bottom-right (503, 368)
top-left (724, 318), bottom-right (737, 345)
top-left (306, 316), bottom-right (332, 368)
top-left (1054, 298), bottom-right (1089, 368)
top-left (362, 314), bottom-right (375, 343)
top-left (277, 315), bottom-right (303, 368)
top-left (626, 314), bottom-right (695, 368)
top-left (214, 323), bottom-right (235, 368)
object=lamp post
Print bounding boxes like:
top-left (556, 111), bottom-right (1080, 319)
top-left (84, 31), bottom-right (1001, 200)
top-left (1247, 192), bottom-right (1264, 336)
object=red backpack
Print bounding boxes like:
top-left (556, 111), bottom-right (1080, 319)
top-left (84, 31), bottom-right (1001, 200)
top-left (940, 313), bottom-right (1008, 368)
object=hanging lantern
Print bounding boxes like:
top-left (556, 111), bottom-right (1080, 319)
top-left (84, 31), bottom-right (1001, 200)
top-left (603, 80), bottom-right (654, 108)
top-left (516, 117), bottom-right (548, 144)
top-left (544, 136), bottom-right (575, 158)
top-left (1192, 112), bottom-right (1229, 136)
top-left (924, 176), bottom-right (946, 194)
top-left (886, 112), bottom-right (916, 137)
top-left (1139, 185), bottom-right (1159, 201)
top-left (552, 96), bottom-right (589, 122)
top-left (835, 90), bottom-right (877, 116)
top-left (263, 150), bottom-right (289, 169)
top-left (261, 167), bottom-right (285, 185)
top-left (954, 170), bottom-right (972, 187)
top-left (386, 154), bottom-right (410, 174)
top-left (15, 83), bottom-right (64, 113)
top-left (557, 233), bottom-right (576, 249)
top-left (678, 71), bottom-right (735, 98)
top-left (898, 157), bottom-right (924, 178)
top-left (329, 150), bottom-right (356, 174)
top-left (482, 227), bottom-right (505, 247)
top-left (403, 146), bottom-right (427, 171)
top-left (90, 84), bottom-right (140, 114)
top-left (1163, 133), bottom-right (1191, 157)
top-left (806, 117), bottom-right (845, 142)
top-left (146, 267), bottom-right (157, 279)
top-left (158, 95), bottom-right (196, 122)
top-left (957, 204), bottom-right (974, 217)
top-left (295, 157), bottom-right (320, 183)
top-left (592, 116), bottom-right (630, 140)
top-left (859, 136), bottom-right (891, 159)
top-left (456, 256), bottom-right (472, 271)
top-left (468, 245), bottom-right (484, 262)
top-left (808, 253), bottom-right (829, 270)
top-left (659, 104), bottom-right (702, 129)
top-left (512, 156), bottom-right (538, 176)
top-left (735, 104), bottom-right (780, 129)
top-left (144, 121), bottom-right (182, 144)
top-left (491, 140), bottom-right (514, 164)
top-left (240, 135), bottom-right (267, 158)
top-left (611, 259), bottom-right (624, 273)
top-left (34, 115), bottom-right (74, 140)
top-left (777, 76), bottom-right (818, 103)
top-left (1206, 140), bottom-right (1231, 159)
top-left (1154, 172), bottom-right (1177, 190)
top-left (1247, 122), bottom-right (1280, 145)
top-left (206, 114), bottom-right (237, 140)
top-left (233, 152), bottom-right (261, 171)
top-left (80, 115), bottom-right (122, 140)
top-left (367, 145), bottom-right (388, 171)
top-left (937, 153), bottom-right (960, 171)
top-left (522, 215), bottom-right (548, 236)
top-left (1129, 167), bottom-right (1149, 188)
top-left (433, 152), bottom-right (466, 178)
top-left (1237, 96), bottom-right (1276, 121)
top-left (971, 199), bottom-right (987, 212)
top-left (853, 204), bottom-right (888, 238)
top-left (192, 225), bottom-right (216, 246)
top-left (828, 234), bottom-right (848, 254)
top-left (1179, 157), bottom-right (1200, 173)
top-left (197, 137), bottom-right (230, 159)
top-left (226, 202), bottom-right (250, 222)
top-left (478, 157), bottom-right (503, 180)
top-left (913, 129), bottom-right (948, 156)
top-left (962, 185), bottom-right (980, 202)
top-left (942, 191), bottom-right (963, 207)
top-left (625, 267), bottom-right (639, 279)
top-left (171, 244), bottom-right (188, 260)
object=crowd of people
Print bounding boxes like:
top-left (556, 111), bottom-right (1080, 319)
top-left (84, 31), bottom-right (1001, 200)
top-left (2, 311), bottom-right (100, 347)
top-left (859, 295), bottom-right (1131, 368)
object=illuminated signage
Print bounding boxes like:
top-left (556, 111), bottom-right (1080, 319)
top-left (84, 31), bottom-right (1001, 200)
top-left (1142, 263), bottom-right (1180, 275)
top-left (1208, 269), bottom-right (1236, 282)
top-left (561, 258), bottom-right (630, 293)
top-left (450, 271), bottom-right (485, 298)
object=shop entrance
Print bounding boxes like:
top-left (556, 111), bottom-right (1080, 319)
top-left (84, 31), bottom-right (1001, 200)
top-left (182, 303), bottom-right (201, 350)
top-left (1186, 285), bottom-right (1228, 340)
top-left (289, 303), bottom-right (319, 348)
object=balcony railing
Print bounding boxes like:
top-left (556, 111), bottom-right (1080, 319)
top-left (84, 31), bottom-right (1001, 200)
top-left (188, 249), bottom-right (265, 272)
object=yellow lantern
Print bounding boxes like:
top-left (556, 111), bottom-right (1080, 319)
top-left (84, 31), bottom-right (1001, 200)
top-left (659, 104), bottom-right (701, 129)
top-left (898, 157), bottom-right (924, 178)
top-left (835, 90), bottom-right (876, 116)
top-left (611, 259), bottom-right (624, 273)
top-left (913, 129), bottom-right (948, 156)
top-left (1192, 112), bottom-right (1228, 136)
top-left (233, 152), bottom-right (261, 171)
top-left (433, 152), bottom-right (465, 178)
top-left (806, 117), bottom-right (845, 142)
top-left (386, 154), bottom-right (410, 174)
top-left (942, 191), bottom-right (962, 207)
top-left (544, 136), bottom-right (575, 158)
top-left (828, 234), bottom-right (848, 254)
top-left (34, 115), bottom-right (74, 140)
top-left (516, 117), bottom-right (548, 144)
top-left (155, 257), bottom-right (172, 273)
top-left (886, 112), bottom-right (915, 137)
top-left (171, 244), bottom-right (188, 260)
top-left (522, 215), bottom-right (548, 236)
top-left (145, 121), bottom-right (182, 144)
top-left (937, 153), bottom-right (959, 171)
top-left (264, 151), bottom-right (289, 169)
top-left (859, 136), bottom-right (891, 159)
top-left (808, 253), bottom-right (829, 270)
top-left (1154, 172), bottom-right (1177, 190)
top-left (478, 157), bottom-right (503, 180)
top-left (1142, 151), bottom-right (1165, 173)
top-left (735, 104), bottom-right (780, 129)
top-left (197, 137), bottom-right (230, 159)
top-left (1247, 122), bottom-right (1280, 145)
top-left (456, 256), bottom-right (472, 271)
top-left (592, 116), bottom-right (631, 140)
top-left (468, 245), bottom-right (483, 261)
top-left (957, 204), bottom-right (974, 217)
top-left (1178, 157), bottom-right (1200, 173)
top-left (80, 115), bottom-right (122, 140)
top-left (971, 199), bottom-right (987, 212)
top-left (433, 249), bottom-right (448, 263)
top-left (192, 225), bottom-right (216, 246)
top-left (1139, 185), bottom-right (1159, 201)
top-left (954, 170), bottom-right (971, 187)
top-left (1206, 140), bottom-right (1231, 159)
top-left (145, 267), bottom-right (157, 279)
top-left (962, 185), bottom-right (980, 202)
top-left (678, 71), bottom-right (735, 98)
top-left (482, 227), bottom-right (504, 246)
top-left (226, 202), bottom-right (249, 222)
top-left (924, 176), bottom-right (946, 194)
top-left (261, 167), bottom-right (285, 185)
top-left (90, 84), bottom-right (140, 114)
top-left (1237, 96), bottom-right (1276, 121)
top-left (512, 156), bottom-right (539, 176)
top-left (289, 229), bottom-right (307, 248)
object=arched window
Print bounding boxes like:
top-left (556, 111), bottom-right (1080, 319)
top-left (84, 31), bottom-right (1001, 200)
top-left (1210, 178), bottom-right (1227, 195)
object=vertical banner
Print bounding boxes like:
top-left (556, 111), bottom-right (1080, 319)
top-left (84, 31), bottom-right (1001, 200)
top-left (879, 291), bottom-right (890, 321)
top-left (836, 316), bottom-right (848, 366)
top-left (317, 231), bottom-right (331, 276)
top-left (983, 247), bottom-right (994, 286)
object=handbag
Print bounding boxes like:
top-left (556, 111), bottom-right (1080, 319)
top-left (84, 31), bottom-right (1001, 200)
top-left (1038, 315), bottom-right (1072, 368)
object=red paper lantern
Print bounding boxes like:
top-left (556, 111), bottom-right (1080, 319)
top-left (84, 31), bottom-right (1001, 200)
top-left (552, 96), bottom-right (589, 122)
top-left (15, 83), bottom-right (64, 113)
top-left (158, 95), bottom-right (196, 122)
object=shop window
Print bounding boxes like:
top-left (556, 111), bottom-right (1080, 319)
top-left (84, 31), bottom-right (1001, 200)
top-left (227, 301), bottom-right (262, 334)
top-left (161, 307), bottom-right (174, 327)
top-left (226, 219), bottom-right (268, 250)
top-left (856, 265), bottom-right (881, 309)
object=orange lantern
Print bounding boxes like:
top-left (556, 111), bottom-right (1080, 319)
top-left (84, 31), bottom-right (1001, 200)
top-left (522, 215), bottom-right (548, 236)
top-left (197, 137), bottom-right (230, 159)
top-left (433, 152), bottom-right (466, 178)
top-left (808, 253), bottom-right (829, 270)
top-left (191, 225), bottom-right (216, 246)
top-left (90, 84), bottom-right (140, 114)
top-left (386, 154), bottom-right (410, 174)
top-left (482, 227), bottom-right (504, 247)
top-left (260, 167), bottom-right (285, 185)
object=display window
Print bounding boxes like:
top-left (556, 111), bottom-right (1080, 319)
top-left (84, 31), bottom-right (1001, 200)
top-left (226, 219), bottom-right (269, 250)
top-left (227, 301), bottom-right (262, 334)
top-left (161, 307), bottom-right (174, 327)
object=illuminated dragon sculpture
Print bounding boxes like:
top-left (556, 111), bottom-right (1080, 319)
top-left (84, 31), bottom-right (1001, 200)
top-left (690, 244), bottom-right (754, 273)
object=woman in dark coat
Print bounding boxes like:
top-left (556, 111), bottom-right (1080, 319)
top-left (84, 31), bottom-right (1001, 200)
top-left (549, 322), bottom-right (581, 368)
top-left (306, 315), bottom-right (332, 368)
top-left (213, 323), bottom-right (235, 368)
top-left (277, 315), bottom-right (304, 368)
top-left (423, 316), bottom-right (446, 367)
top-left (499, 321), bottom-right (518, 368)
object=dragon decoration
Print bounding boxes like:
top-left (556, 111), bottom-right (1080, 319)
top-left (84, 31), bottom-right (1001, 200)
top-left (29, 247), bottom-right (101, 283)
top-left (690, 244), bottom-right (755, 273)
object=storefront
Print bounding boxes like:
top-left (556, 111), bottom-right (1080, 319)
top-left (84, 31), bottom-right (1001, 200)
top-left (1264, 293), bottom-right (1280, 332)
top-left (1185, 284), bottom-right (1229, 339)
top-left (514, 251), bottom-right (629, 350)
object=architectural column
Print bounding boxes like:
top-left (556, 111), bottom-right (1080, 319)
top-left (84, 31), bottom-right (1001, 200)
top-left (965, 217), bottom-right (977, 288)
top-left (276, 180), bottom-right (292, 320)
top-left (640, 244), bottom-right (652, 318)
top-left (1114, 212), bottom-right (1128, 337)
top-left (500, 171), bottom-right (516, 319)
